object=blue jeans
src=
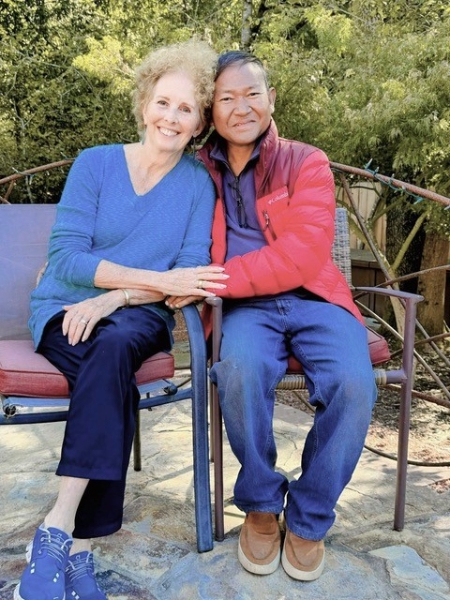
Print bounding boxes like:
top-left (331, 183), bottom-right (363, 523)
top-left (209, 293), bottom-right (377, 541)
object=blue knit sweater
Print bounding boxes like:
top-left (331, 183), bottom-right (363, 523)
top-left (29, 144), bottom-right (215, 348)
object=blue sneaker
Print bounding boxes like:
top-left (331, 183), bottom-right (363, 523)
top-left (14, 523), bottom-right (73, 600)
top-left (65, 551), bottom-right (107, 600)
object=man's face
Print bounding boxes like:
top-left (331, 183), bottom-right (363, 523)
top-left (212, 61), bottom-right (276, 151)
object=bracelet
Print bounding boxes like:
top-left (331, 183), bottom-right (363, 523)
top-left (121, 288), bottom-right (130, 307)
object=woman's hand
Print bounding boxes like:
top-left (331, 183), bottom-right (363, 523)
top-left (94, 261), bottom-right (228, 298)
top-left (158, 265), bottom-right (228, 297)
top-left (63, 291), bottom-right (124, 345)
top-left (62, 288), bottom-right (165, 345)
top-left (36, 261), bottom-right (48, 286)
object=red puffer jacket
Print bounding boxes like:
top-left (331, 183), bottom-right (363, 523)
top-left (197, 120), bottom-right (363, 324)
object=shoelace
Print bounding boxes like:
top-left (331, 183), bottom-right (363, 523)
top-left (36, 530), bottom-right (72, 568)
top-left (66, 555), bottom-right (95, 585)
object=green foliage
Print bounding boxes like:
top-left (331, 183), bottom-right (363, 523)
top-left (0, 0), bottom-right (247, 202)
top-left (1, 0), bottom-right (450, 237)
top-left (0, 1), bottom-right (127, 182)
top-left (249, 0), bottom-right (450, 238)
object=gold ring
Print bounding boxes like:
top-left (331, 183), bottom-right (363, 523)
top-left (80, 318), bottom-right (88, 324)
top-left (198, 280), bottom-right (203, 288)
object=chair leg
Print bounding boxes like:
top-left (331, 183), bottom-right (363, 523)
top-left (190, 363), bottom-right (214, 551)
top-left (206, 297), bottom-right (225, 542)
top-left (212, 383), bottom-right (225, 542)
top-left (133, 408), bottom-right (142, 471)
top-left (209, 380), bottom-right (215, 462)
top-left (395, 379), bottom-right (411, 531)
top-left (394, 297), bottom-right (419, 531)
top-left (183, 304), bottom-right (214, 552)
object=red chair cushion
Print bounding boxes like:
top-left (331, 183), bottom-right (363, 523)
top-left (0, 340), bottom-right (174, 398)
top-left (287, 326), bottom-right (390, 374)
top-left (366, 327), bottom-right (391, 365)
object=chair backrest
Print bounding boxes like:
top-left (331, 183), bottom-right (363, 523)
top-left (0, 204), bottom-right (352, 340)
top-left (332, 207), bottom-right (352, 288)
top-left (0, 204), bottom-right (56, 340)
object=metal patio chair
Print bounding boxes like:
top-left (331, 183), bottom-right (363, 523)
top-left (210, 207), bottom-right (423, 541)
top-left (0, 202), bottom-right (213, 553)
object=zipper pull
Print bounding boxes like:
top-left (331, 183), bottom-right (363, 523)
top-left (263, 210), bottom-right (277, 240)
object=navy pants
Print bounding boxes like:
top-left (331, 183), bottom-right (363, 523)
top-left (38, 307), bottom-right (171, 539)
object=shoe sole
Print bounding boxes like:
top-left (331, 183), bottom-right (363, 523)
top-left (13, 586), bottom-right (23, 600)
top-left (14, 583), bottom-right (65, 600)
top-left (238, 541), bottom-right (280, 575)
top-left (281, 545), bottom-right (325, 581)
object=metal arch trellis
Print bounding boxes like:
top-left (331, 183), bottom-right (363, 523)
top-left (0, 159), bottom-right (74, 204)
top-left (1, 159), bottom-right (449, 411)
top-left (331, 160), bottom-right (450, 209)
top-left (329, 161), bottom-right (450, 415)
top-left (2, 157), bottom-right (450, 207)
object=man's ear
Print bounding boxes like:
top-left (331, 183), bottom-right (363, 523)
top-left (269, 88), bottom-right (276, 114)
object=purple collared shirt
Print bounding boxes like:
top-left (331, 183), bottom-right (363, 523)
top-left (210, 142), bottom-right (267, 260)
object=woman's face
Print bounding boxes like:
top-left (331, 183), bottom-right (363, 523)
top-left (142, 71), bottom-right (203, 155)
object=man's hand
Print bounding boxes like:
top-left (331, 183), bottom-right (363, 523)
top-left (165, 295), bottom-right (203, 309)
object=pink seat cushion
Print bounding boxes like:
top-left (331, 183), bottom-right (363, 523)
top-left (287, 327), bottom-right (390, 374)
top-left (0, 340), bottom-right (174, 398)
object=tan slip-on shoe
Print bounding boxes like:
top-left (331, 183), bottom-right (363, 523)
top-left (281, 527), bottom-right (325, 581)
top-left (238, 512), bottom-right (281, 575)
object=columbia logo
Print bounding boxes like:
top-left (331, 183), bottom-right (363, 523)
top-left (268, 191), bottom-right (288, 204)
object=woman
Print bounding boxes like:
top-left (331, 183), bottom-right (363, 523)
top-left (15, 39), bottom-right (225, 600)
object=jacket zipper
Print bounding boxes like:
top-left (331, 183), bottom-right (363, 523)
top-left (262, 210), bottom-right (277, 240)
top-left (233, 176), bottom-right (248, 228)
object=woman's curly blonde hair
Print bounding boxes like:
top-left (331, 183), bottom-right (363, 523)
top-left (133, 39), bottom-right (218, 140)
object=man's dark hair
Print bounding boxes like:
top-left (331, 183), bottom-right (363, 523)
top-left (216, 51), bottom-right (270, 89)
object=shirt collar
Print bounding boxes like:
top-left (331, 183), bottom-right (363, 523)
top-left (210, 136), bottom-right (263, 168)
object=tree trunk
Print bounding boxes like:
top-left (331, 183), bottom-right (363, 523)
top-left (384, 199), bottom-right (424, 333)
top-left (241, 0), bottom-right (253, 49)
top-left (417, 233), bottom-right (450, 336)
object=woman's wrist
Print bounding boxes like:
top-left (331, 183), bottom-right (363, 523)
top-left (148, 270), bottom-right (165, 294)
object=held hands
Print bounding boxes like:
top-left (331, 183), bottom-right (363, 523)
top-left (159, 265), bottom-right (228, 298)
top-left (62, 266), bottom-right (228, 344)
top-left (165, 295), bottom-right (203, 309)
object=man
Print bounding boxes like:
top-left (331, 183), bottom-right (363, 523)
top-left (197, 51), bottom-right (377, 581)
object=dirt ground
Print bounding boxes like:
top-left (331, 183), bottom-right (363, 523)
top-left (277, 347), bottom-right (450, 491)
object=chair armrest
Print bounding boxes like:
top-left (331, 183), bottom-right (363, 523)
top-left (180, 304), bottom-right (209, 372)
top-left (354, 286), bottom-right (424, 304)
top-left (354, 285), bottom-right (424, 348)
top-left (354, 286), bottom-right (423, 384)
top-left (204, 297), bottom-right (223, 364)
